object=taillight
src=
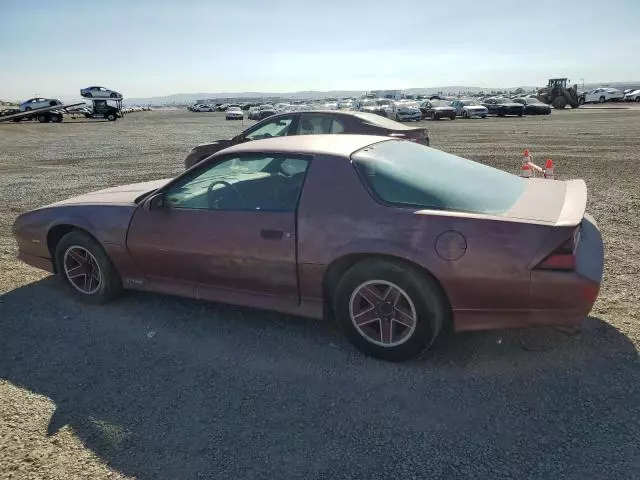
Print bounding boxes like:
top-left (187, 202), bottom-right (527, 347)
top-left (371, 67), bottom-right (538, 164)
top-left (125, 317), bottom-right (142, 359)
top-left (535, 227), bottom-right (580, 271)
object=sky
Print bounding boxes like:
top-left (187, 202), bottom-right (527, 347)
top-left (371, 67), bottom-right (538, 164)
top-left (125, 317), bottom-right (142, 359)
top-left (1, 0), bottom-right (639, 100)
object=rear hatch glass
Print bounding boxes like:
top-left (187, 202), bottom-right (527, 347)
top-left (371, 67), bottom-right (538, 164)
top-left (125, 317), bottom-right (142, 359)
top-left (352, 140), bottom-right (525, 215)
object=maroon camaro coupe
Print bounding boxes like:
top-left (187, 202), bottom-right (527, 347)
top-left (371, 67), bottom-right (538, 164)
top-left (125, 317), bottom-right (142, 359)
top-left (13, 135), bottom-right (603, 361)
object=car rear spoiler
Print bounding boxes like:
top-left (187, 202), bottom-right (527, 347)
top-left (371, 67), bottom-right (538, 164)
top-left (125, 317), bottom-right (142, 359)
top-left (555, 179), bottom-right (587, 227)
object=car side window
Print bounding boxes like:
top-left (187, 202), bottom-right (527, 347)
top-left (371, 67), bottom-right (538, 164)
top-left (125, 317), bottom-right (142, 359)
top-left (297, 114), bottom-right (339, 135)
top-left (245, 117), bottom-right (294, 141)
top-left (163, 154), bottom-right (309, 212)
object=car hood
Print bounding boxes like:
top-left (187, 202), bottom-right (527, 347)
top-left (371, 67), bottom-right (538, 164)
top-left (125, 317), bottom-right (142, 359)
top-left (51, 179), bottom-right (169, 207)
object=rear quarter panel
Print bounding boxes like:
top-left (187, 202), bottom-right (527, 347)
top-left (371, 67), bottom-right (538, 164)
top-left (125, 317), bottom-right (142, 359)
top-left (296, 153), bottom-right (552, 329)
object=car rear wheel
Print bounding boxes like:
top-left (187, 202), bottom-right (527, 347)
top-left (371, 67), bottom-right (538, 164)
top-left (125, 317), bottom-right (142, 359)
top-left (37, 114), bottom-right (49, 123)
top-left (481, 114), bottom-right (487, 118)
top-left (599, 96), bottom-right (605, 103)
top-left (431, 112), bottom-right (439, 121)
top-left (55, 231), bottom-right (122, 304)
top-left (334, 259), bottom-right (445, 361)
top-left (106, 113), bottom-right (117, 121)
top-left (449, 113), bottom-right (456, 120)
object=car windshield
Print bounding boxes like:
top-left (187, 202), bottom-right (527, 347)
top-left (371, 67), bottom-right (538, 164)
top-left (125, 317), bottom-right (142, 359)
top-left (430, 100), bottom-right (447, 107)
top-left (352, 140), bottom-right (525, 214)
top-left (229, 107), bottom-right (241, 112)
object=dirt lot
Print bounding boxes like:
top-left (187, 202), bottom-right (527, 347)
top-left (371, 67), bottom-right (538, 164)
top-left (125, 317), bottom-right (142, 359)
top-left (1, 109), bottom-right (639, 479)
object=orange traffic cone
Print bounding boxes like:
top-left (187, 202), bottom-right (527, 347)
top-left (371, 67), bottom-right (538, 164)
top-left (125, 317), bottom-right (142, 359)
top-left (544, 159), bottom-right (554, 179)
top-left (520, 163), bottom-right (532, 178)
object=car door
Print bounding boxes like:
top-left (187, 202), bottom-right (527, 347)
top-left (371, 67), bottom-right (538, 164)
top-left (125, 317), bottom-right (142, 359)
top-left (126, 153), bottom-right (309, 304)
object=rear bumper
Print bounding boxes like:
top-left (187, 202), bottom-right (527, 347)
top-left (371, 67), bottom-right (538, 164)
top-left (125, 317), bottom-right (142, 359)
top-left (17, 250), bottom-right (55, 273)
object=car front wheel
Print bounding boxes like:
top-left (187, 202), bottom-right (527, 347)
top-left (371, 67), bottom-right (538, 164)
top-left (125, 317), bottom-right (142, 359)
top-left (334, 259), bottom-right (446, 361)
top-left (55, 231), bottom-right (122, 304)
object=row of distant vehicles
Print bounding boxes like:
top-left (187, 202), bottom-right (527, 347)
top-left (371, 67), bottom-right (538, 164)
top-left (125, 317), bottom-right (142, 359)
top-left (188, 86), bottom-right (640, 122)
top-left (189, 96), bottom-right (550, 121)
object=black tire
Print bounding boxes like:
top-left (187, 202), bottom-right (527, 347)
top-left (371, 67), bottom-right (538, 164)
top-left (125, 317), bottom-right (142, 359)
top-left (599, 96), bottom-right (605, 103)
top-left (24, 107), bottom-right (32, 111)
top-left (498, 110), bottom-right (506, 117)
top-left (449, 113), bottom-right (456, 120)
top-left (481, 114), bottom-right (487, 118)
top-left (463, 110), bottom-right (469, 119)
top-left (53, 113), bottom-right (63, 123)
top-left (85, 93), bottom-right (92, 98)
top-left (37, 114), bottom-right (49, 123)
top-left (635, 97), bottom-right (640, 103)
top-left (110, 93), bottom-right (118, 98)
top-left (54, 230), bottom-right (122, 304)
top-left (105, 113), bottom-right (117, 121)
top-left (333, 259), bottom-right (446, 361)
top-left (579, 97), bottom-right (585, 105)
top-left (431, 112), bottom-right (439, 121)
top-left (518, 112), bottom-right (523, 117)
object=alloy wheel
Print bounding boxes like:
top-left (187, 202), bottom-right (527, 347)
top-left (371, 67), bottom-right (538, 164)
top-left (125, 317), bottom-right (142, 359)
top-left (349, 280), bottom-right (417, 347)
top-left (63, 246), bottom-right (102, 295)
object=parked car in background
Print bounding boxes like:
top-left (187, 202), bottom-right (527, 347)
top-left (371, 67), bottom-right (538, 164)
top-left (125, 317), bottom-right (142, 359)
top-left (256, 105), bottom-right (277, 120)
top-left (80, 86), bottom-right (122, 99)
top-left (356, 99), bottom-right (387, 116)
top-left (225, 106), bottom-right (244, 120)
top-left (482, 97), bottom-right (525, 117)
top-left (337, 100), bottom-right (353, 110)
top-left (512, 97), bottom-right (552, 115)
top-left (13, 135), bottom-right (603, 361)
top-left (449, 99), bottom-right (488, 118)
top-left (191, 104), bottom-right (215, 112)
top-left (582, 88), bottom-right (624, 104)
top-left (248, 106), bottom-right (260, 119)
top-left (19, 97), bottom-right (62, 111)
top-left (388, 101), bottom-right (422, 122)
top-left (419, 99), bottom-right (456, 120)
top-left (623, 89), bottom-right (640, 102)
top-left (375, 99), bottom-right (394, 117)
top-left (183, 111), bottom-right (429, 168)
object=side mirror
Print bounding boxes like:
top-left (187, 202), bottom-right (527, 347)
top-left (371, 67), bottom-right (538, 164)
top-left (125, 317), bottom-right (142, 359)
top-left (145, 192), bottom-right (165, 211)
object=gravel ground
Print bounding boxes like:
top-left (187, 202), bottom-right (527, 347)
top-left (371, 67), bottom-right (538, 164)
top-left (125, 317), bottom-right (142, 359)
top-left (1, 109), bottom-right (639, 479)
